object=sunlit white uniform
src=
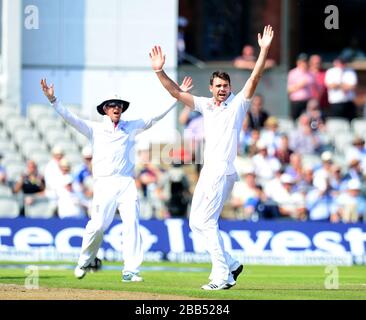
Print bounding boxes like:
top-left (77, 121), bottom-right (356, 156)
top-left (190, 91), bottom-right (251, 283)
top-left (53, 99), bottom-right (176, 274)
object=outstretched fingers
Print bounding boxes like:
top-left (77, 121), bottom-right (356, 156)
top-left (150, 45), bottom-right (162, 58)
top-left (263, 25), bottom-right (273, 38)
top-left (40, 78), bottom-right (48, 90)
top-left (180, 76), bottom-right (193, 92)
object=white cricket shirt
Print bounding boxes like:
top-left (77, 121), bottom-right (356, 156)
top-left (53, 100), bottom-right (176, 178)
top-left (325, 66), bottom-right (357, 103)
top-left (193, 91), bottom-right (251, 175)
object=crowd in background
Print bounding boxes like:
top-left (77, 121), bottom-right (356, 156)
top-left (0, 50), bottom-right (365, 223)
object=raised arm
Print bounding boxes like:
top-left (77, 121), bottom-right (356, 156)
top-left (41, 78), bottom-right (56, 103)
top-left (40, 78), bottom-right (92, 139)
top-left (141, 76), bottom-right (193, 131)
top-left (150, 46), bottom-right (195, 109)
top-left (243, 26), bottom-right (274, 99)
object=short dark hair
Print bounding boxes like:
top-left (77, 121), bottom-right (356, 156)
top-left (210, 71), bottom-right (231, 85)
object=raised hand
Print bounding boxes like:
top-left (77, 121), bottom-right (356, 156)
top-left (40, 78), bottom-right (55, 101)
top-left (258, 25), bottom-right (274, 50)
top-left (179, 76), bottom-right (193, 93)
top-left (149, 46), bottom-right (165, 72)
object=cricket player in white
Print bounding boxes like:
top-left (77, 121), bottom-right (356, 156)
top-left (150, 25), bottom-right (274, 290)
top-left (40, 77), bottom-right (192, 282)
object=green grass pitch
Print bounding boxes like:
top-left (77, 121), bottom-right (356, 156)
top-left (1, 261), bottom-right (365, 300)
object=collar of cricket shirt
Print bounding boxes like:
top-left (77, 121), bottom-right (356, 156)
top-left (209, 92), bottom-right (234, 110)
top-left (102, 115), bottom-right (125, 131)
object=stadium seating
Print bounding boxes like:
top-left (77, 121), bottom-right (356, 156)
top-left (0, 195), bottom-right (20, 218)
top-left (351, 118), bottom-right (366, 137)
top-left (36, 116), bottom-right (65, 135)
top-left (27, 103), bottom-right (54, 122)
top-left (64, 151), bottom-right (83, 169)
top-left (43, 128), bottom-right (70, 147)
top-left (325, 117), bottom-right (351, 137)
top-left (0, 105), bottom-right (20, 124)
top-left (19, 140), bottom-right (48, 158)
top-left (5, 161), bottom-right (26, 182)
top-left (1, 150), bottom-right (24, 165)
top-left (0, 139), bottom-right (17, 153)
top-left (11, 127), bottom-right (41, 147)
top-left (24, 196), bottom-right (55, 219)
top-left (277, 117), bottom-right (295, 134)
top-left (0, 184), bottom-right (13, 196)
top-left (332, 131), bottom-right (355, 154)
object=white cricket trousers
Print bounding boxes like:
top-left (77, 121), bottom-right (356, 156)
top-left (78, 176), bottom-right (143, 274)
top-left (189, 170), bottom-right (238, 282)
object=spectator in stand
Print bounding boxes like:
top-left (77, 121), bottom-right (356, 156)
top-left (340, 37), bottom-right (366, 62)
top-left (74, 146), bottom-right (93, 189)
top-left (246, 94), bottom-right (269, 131)
top-left (136, 145), bottom-right (167, 219)
top-left (268, 173), bottom-right (307, 220)
top-left (230, 165), bottom-right (258, 219)
top-left (343, 153), bottom-right (364, 183)
top-left (73, 145), bottom-right (93, 215)
top-left (179, 105), bottom-right (204, 174)
top-left (238, 116), bottom-right (252, 155)
top-left (308, 54), bottom-right (328, 110)
top-left (13, 159), bottom-right (45, 215)
top-left (289, 113), bottom-right (322, 154)
top-left (259, 116), bottom-right (281, 156)
top-left (233, 45), bottom-right (256, 70)
top-left (162, 161), bottom-right (191, 218)
top-left (59, 158), bottom-right (72, 180)
top-left (233, 44), bottom-right (275, 70)
top-left (287, 53), bottom-right (316, 120)
top-left (44, 146), bottom-right (65, 215)
top-left (306, 176), bottom-right (339, 222)
top-left (56, 174), bottom-right (88, 219)
top-left (0, 154), bottom-right (7, 185)
top-left (305, 99), bottom-right (332, 151)
top-left (346, 136), bottom-right (366, 170)
top-left (244, 128), bottom-right (261, 157)
top-left (297, 164), bottom-right (314, 194)
top-left (305, 99), bottom-right (326, 132)
top-left (263, 162), bottom-right (284, 200)
top-left (325, 56), bottom-right (358, 121)
top-left (313, 151), bottom-right (334, 188)
top-left (243, 184), bottom-right (280, 221)
top-left (177, 16), bottom-right (188, 65)
top-left (329, 163), bottom-right (345, 194)
top-left (335, 179), bottom-right (366, 223)
top-left (274, 134), bottom-right (293, 166)
top-left (284, 152), bottom-right (304, 185)
top-left (252, 140), bottom-right (282, 183)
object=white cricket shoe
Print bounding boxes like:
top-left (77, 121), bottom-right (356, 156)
top-left (122, 272), bottom-right (144, 282)
top-left (74, 266), bottom-right (87, 279)
top-left (74, 258), bottom-right (102, 279)
top-left (201, 280), bottom-right (233, 290)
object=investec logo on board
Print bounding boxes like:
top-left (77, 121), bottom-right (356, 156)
top-left (0, 218), bottom-right (365, 265)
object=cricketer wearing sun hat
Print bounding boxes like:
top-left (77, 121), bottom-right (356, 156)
top-left (96, 95), bottom-right (130, 115)
top-left (40, 77), bottom-right (193, 282)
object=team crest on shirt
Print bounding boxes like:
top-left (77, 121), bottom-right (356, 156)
top-left (206, 101), bottom-right (215, 111)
